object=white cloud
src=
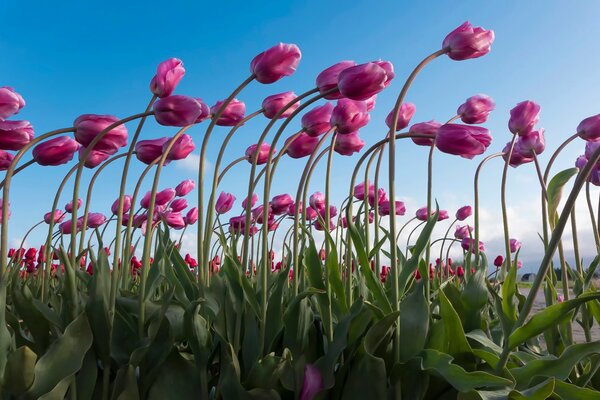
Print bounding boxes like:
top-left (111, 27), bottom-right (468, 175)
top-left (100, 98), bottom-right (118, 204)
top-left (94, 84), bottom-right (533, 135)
top-left (175, 154), bottom-right (212, 174)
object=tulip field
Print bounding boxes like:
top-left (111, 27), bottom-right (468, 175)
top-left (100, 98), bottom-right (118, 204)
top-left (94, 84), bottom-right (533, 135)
top-left (2, 20), bottom-right (600, 399)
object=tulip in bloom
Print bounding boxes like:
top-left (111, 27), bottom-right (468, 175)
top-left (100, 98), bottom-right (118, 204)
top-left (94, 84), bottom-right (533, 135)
top-left (502, 141), bottom-right (533, 168)
top-left (245, 143), bottom-right (273, 165)
top-left (153, 95), bottom-right (203, 127)
top-left (262, 92), bottom-right (299, 119)
top-left (454, 224), bottom-right (472, 240)
top-left (508, 101), bottom-right (541, 136)
top-left (215, 192), bottom-right (236, 214)
top-left (65, 199), bottom-right (82, 213)
top-left (510, 238), bottom-right (522, 253)
top-left (59, 219), bottom-right (83, 234)
top-left (457, 94), bottom-right (495, 124)
top-left (438, 210), bottom-right (449, 221)
top-left (0, 120), bottom-right (34, 151)
top-left (111, 195), bottom-right (132, 215)
top-left (271, 194), bottom-right (294, 215)
top-left (252, 205), bottom-right (271, 224)
top-left (229, 215), bottom-right (248, 233)
top-left (211, 99), bottom-right (246, 126)
top-left (79, 148), bottom-right (111, 168)
top-left (194, 99), bottom-right (211, 123)
top-left (316, 60), bottom-right (356, 99)
top-left (305, 206), bottom-right (318, 220)
top-left (44, 210), bottom-right (66, 224)
top-left (150, 58), bottom-right (185, 98)
top-left (243, 194), bottom-right (258, 209)
top-left (517, 129), bottom-right (545, 157)
top-left (455, 205), bottom-right (472, 221)
top-left (314, 219), bottom-right (336, 231)
top-left (74, 114), bottom-right (128, 153)
top-left (163, 211), bottom-right (186, 230)
top-left (379, 200), bottom-right (406, 216)
top-left (32, 136), bottom-right (80, 166)
top-left (331, 99), bottom-right (370, 134)
top-left (354, 180), bottom-right (374, 201)
top-left (337, 61), bottom-right (394, 101)
top-left (164, 134), bottom-right (195, 161)
top-left (170, 198), bottom-right (188, 212)
top-left (409, 120), bottom-right (441, 146)
top-left (135, 137), bottom-right (170, 165)
top-left (0, 150), bottom-right (14, 171)
top-left (301, 103), bottom-right (334, 137)
top-left (461, 237), bottom-right (485, 252)
top-left (87, 213), bottom-right (107, 228)
top-left (185, 207), bottom-right (198, 225)
top-left (577, 114), bottom-right (600, 142)
top-left (300, 364), bottom-right (323, 400)
top-left (250, 43), bottom-right (301, 84)
top-left (0, 87), bottom-right (25, 120)
top-left (443, 21), bottom-right (494, 61)
top-left (285, 133), bottom-right (319, 159)
top-left (175, 179), bottom-right (195, 196)
top-left (309, 192), bottom-right (325, 211)
top-left (368, 188), bottom-right (387, 208)
top-left (334, 132), bottom-right (364, 156)
top-left (435, 124), bottom-right (492, 159)
top-left (385, 103), bottom-right (416, 132)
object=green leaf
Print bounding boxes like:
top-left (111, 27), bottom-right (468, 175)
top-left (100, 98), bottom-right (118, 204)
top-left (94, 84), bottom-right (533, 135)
top-left (147, 350), bottom-right (202, 399)
top-left (111, 365), bottom-right (140, 400)
top-left (365, 311), bottom-right (400, 355)
top-left (399, 280), bottom-right (429, 361)
top-left (547, 167), bottom-right (579, 227)
top-left (303, 236), bottom-right (333, 340)
top-left (3, 346), bottom-right (37, 395)
top-left (438, 289), bottom-right (473, 365)
top-left (12, 285), bottom-right (50, 354)
top-left (508, 378), bottom-right (554, 400)
top-left (553, 379), bottom-right (600, 399)
top-left (323, 229), bottom-right (348, 314)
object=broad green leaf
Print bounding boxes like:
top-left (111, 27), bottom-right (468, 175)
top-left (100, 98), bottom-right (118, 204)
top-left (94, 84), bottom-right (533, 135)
top-left (547, 167), bottom-right (579, 227)
top-left (340, 345), bottom-right (387, 400)
top-left (12, 285), bottom-right (50, 354)
top-left (553, 379), bottom-right (600, 399)
top-left (303, 236), bottom-right (333, 340)
top-left (438, 289), bottom-right (473, 365)
top-left (38, 376), bottom-right (72, 400)
top-left (3, 346), bottom-right (37, 395)
top-left (147, 350), bottom-right (203, 399)
top-left (323, 229), bottom-right (348, 314)
top-left (110, 365), bottom-right (140, 400)
top-left (508, 378), bottom-right (554, 400)
top-left (365, 311), bottom-right (400, 356)
top-left (399, 280), bottom-right (429, 361)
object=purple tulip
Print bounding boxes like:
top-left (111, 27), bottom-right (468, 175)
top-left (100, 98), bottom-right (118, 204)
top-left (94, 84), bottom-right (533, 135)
top-left (575, 154), bottom-right (588, 170)
top-left (438, 210), bottom-right (449, 221)
top-left (74, 114), bottom-right (127, 153)
top-left (305, 206), bottom-right (318, 220)
top-left (185, 207), bottom-right (198, 225)
top-left (287, 201), bottom-right (301, 216)
top-left (338, 61), bottom-right (394, 101)
top-left (163, 134), bottom-right (195, 161)
top-left (354, 181), bottom-right (374, 201)
top-left (409, 120), bottom-right (441, 146)
top-left (461, 237), bottom-right (485, 251)
top-left (262, 91), bottom-right (299, 119)
top-left (150, 58), bottom-right (185, 98)
top-left (508, 101), bottom-right (541, 136)
top-left (316, 60), bottom-right (356, 99)
top-left (309, 192), bottom-right (325, 211)
top-left (245, 143), bottom-right (273, 165)
top-left (59, 219), bottom-right (83, 234)
top-left (163, 211), bottom-right (186, 230)
top-left (153, 95), bottom-right (203, 127)
top-left (194, 98), bottom-right (211, 123)
top-left (79, 148), bottom-right (111, 168)
top-left (87, 213), bottom-right (107, 228)
top-left (211, 99), bottom-right (246, 126)
top-left (44, 210), bottom-right (66, 224)
top-left (0, 87), bottom-right (25, 120)
top-left (435, 124), bottom-right (492, 159)
top-left (385, 103), bottom-right (416, 132)
top-left (457, 94), bottom-right (495, 124)
top-left (285, 133), bottom-right (319, 159)
top-left (510, 238), bottom-right (522, 253)
top-left (0, 150), bottom-right (13, 171)
top-left (517, 129), bottom-right (545, 156)
top-left (32, 136), bottom-right (80, 166)
top-left (229, 215), bottom-right (249, 233)
top-left (170, 198), bottom-right (188, 212)
top-left (443, 21), bottom-right (494, 61)
top-left (0, 120), bottom-right (34, 151)
top-left (175, 179), bottom-right (195, 196)
top-left (455, 205), bottom-right (472, 221)
top-left (314, 219), bottom-right (336, 231)
top-left (331, 99), bottom-right (370, 134)
top-left (365, 95), bottom-right (377, 111)
top-left (502, 141), bottom-right (534, 167)
top-left (577, 114), bottom-right (600, 142)
top-left (250, 43), bottom-right (301, 84)
top-left (300, 364), bottom-right (323, 400)
top-left (454, 224), bottom-right (473, 240)
top-left (65, 199), bottom-right (82, 213)
top-left (111, 195), bottom-right (132, 215)
top-left (271, 194), bottom-right (293, 215)
top-left (585, 141), bottom-right (600, 159)
top-left (242, 194), bottom-right (258, 208)
top-left (215, 191), bottom-right (236, 214)
top-left (302, 103), bottom-right (334, 137)
top-left (135, 137), bottom-right (170, 165)
top-left (252, 205), bottom-right (271, 224)
top-left (379, 200), bottom-right (406, 216)
top-left (368, 188), bottom-right (388, 208)
top-left (334, 132), bottom-right (364, 156)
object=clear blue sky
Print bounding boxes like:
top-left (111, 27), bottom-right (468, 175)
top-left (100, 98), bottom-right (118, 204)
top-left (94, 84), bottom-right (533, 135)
top-left (2, 1), bottom-right (600, 270)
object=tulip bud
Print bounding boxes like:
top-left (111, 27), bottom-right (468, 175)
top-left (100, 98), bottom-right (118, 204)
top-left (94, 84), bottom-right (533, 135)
top-left (135, 137), bottom-right (170, 165)
top-left (385, 103), bottom-right (416, 132)
top-left (163, 134), bottom-right (195, 161)
top-left (309, 192), bottom-right (325, 211)
top-left (65, 199), bottom-right (82, 213)
top-left (215, 192), bottom-right (236, 214)
top-left (44, 210), bottom-right (66, 224)
top-left (150, 58), bottom-right (185, 98)
top-left (112, 195), bottom-right (132, 215)
top-left (211, 99), bottom-right (246, 126)
top-left (170, 198), bottom-right (188, 212)
top-left (316, 60), bottom-right (356, 99)
top-left (442, 21), bottom-right (494, 61)
top-left (510, 238), bottom-right (522, 253)
top-left (74, 114), bottom-right (127, 153)
top-left (262, 92), bottom-right (299, 119)
top-left (577, 114), bottom-right (600, 142)
top-left (33, 136), bottom-right (80, 166)
top-left (331, 99), bottom-right (370, 134)
top-left (0, 87), bottom-right (25, 120)
top-left (59, 218), bottom-right (83, 234)
top-left (175, 179), bottom-right (195, 196)
top-left (461, 238), bottom-right (485, 252)
top-left (87, 213), bottom-right (107, 228)
top-left (337, 61), bottom-right (394, 101)
top-left (0, 120), bottom-right (34, 150)
top-left (252, 205), bottom-right (271, 224)
top-left (285, 133), bottom-right (319, 159)
top-left (378, 200), bottom-right (406, 216)
top-left (271, 194), bottom-right (293, 215)
top-left (455, 205), bottom-right (472, 221)
top-left (153, 95), bottom-right (203, 126)
top-left (0, 150), bottom-right (14, 171)
top-left (454, 224), bottom-right (473, 240)
top-left (456, 265), bottom-right (465, 277)
top-left (245, 143), bottom-right (273, 165)
top-left (457, 94), bottom-right (495, 124)
top-left (508, 101), bottom-right (541, 136)
top-left (185, 207), bottom-right (198, 225)
top-left (435, 124), bottom-right (492, 159)
top-left (163, 211), bottom-right (186, 230)
top-left (334, 132), bottom-right (364, 156)
top-left (250, 43), bottom-right (301, 84)
top-left (409, 120), bottom-right (441, 146)
top-left (301, 103), bottom-right (334, 137)
top-left (243, 194), bottom-right (258, 209)
top-left (493, 255), bottom-right (504, 267)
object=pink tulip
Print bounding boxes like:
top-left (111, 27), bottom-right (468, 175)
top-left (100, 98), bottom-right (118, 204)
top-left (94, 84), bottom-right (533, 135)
top-left (461, 237), bottom-right (485, 252)
top-left (385, 103), bottom-right (416, 132)
top-left (331, 99), bottom-right (370, 134)
top-left (365, 95), bottom-right (377, 111)
top-left (368, 188), bottom-right (387, 207)
top-left (309, 192), bottom-right (325, 211)
top-left (457, 94), bottom-right (495, 124)
top-left (44, 210), bottom-right (66, 224)
top-left (153, 95), bottom-right (203, 126)
top-left (285, 133), bottom-right (319, 159)
top-left (302, 103), bottom-right (334, 137)
top-left (416, 207), bottom-right (447, 221)
top-left (245, 143), bottom-right (273, 165)
top-left (250, 43), bottom-right (301, 84)
top-left (456, 266), bottom-right (465, 277)
top-left (163, 134), bottom-right (195, 161)
top-left (185, 207), bottom-right (198, 225)
top-left (74, 114), bottom-right (127, 153)
top-left (175, 179), bottom-right (195, 196)
top-left (517, 129), bottom-right (545, 156)
top-left (338, 61), bottom-right (394, 101)
top-left (354, 181), bottom-right (374, 201)
top-left (585, 141), bottom-right (600, 160)
top-left (59, 219), bottom-right (83, 234)
top-left (314, 219), bottom-right (336, 231)
top-left (0, 150), bottom-right (14, 171)
top-left (242, 194), bottom-right (258, 209)
top-left (0, 87), bottom-right (25, 120)
top-left (111, 195), bottom-right (132, 215)
top-left (163, 211), bottom-right (186, 230)
top-left (438, 210), bottom-right (449, 221)
top-left (379, 200), bottom-right (406, 216)
top-left (287, 201), bottom-right (301, 216)
top-left (271, 194), bottom-right (294, 215)
top-left (215, 191), bottom-right (236, 214)
top-left (409, 120), bottom-right (441, 146)
top-left (79, 148), bottom-right (111, 168)
top-left (577, 114), bottom-right (600, 142)
top-left (135, 137), bottom-right (170, 165)
top-left (319, 205), bottom-right (337, 220)
top-left (229, 215), bottom-right (248, 233)
top-left (455, 205), bottom-right (472, 221)
top-left (435, 124), bottom-right (492, 159)
top-left (510, 238), bottom-right (522, 253)
top-left (454, 225), bottom-right (473, 240)
top-left (87, 213), bottom-right (107, 228)
top-left (494, 255), bottom-right (504, 267)
top-left (252, 205), bottom-right (271, 224)
top-left (170, 198), bottom-right (188, 212)
top-left (305, 206), bottom-right (318, 220)
top-left (443, 21), bottom-right (494, 61)
top-left (211, 99), bottom-right (246, 126)
top-left (65, 199), bottom-right (82, 213)
top-left (300, 364), bottom-right (323, 400)
top-left (32, 136), bottom-right (80, 166)
top-left (150, 58), bottom-right (185, 98)
top-left (334, 132), bottom-right (364, 156)
top-left (316, 60), bottom-right (356, 99)
top-left (502, 141), bottom-right (534, 167)
top-left (508, 101), bottom-right (541, 136)
top-left (0, 120), bottom-right (34, 150)
top-left (262, 92), bottom-right (299, 119)
top-left (193, 98), bottom-right (211, 123)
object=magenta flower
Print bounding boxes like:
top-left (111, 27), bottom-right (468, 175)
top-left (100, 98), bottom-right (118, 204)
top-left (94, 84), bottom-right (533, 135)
top-left (194, 98), bottom-right (211, 123)
top-left (409, 120), bottom-right (441, 146)
top-left (508, 101), bottom-right (541, 136)
top-left (314, 219), bottom-right (336, 231)
top-left (435, 124), bottom-right (492, 159)
top-left (301, 103), bottom-right (334, 137)
top-left (111, 195), bottom-right (132, 215)
top-left (252, 205), bottom-right (271, 224)
top-left (494, 255), bottom-right (504, 267)
top-left (454, 224), bottom-right (473, 240)
top-left (457, 94), bottom-right (495, 124)
top-left (585, 141), bottom-right (600, 159)
top-left (0, 120), bottom-right (34, 151)
top-left (32, 136), bottom-right (80, 166)
top-left (175, 179), bottom-right (195, 196)
top-left (316, 60), bottom-right (356, 99)
top-left (354, 180), bottom-right (374, 201)
top-left (309, 192), bottom-right (325, 211)
top-left (150, 58), bottom-right (185, 98)
top-left (135, 137), bottom-right (170, 165)
top-left (379, 200), bottom-right (406, 216)
top-left (79, 148), bottom-right (111, 168)
top-left (163, 211), bottom-right (186, 230)
top-left (338, 61), bottom-right (394, 101)
top-left (517, 129), bottom-right (545, 156)
top-left (74, 114), bottom-right (127, 153)
top-left (245, 143), bottom-right (273, 165)
top-left (305, 206), bottom-right (318, 220)
top-left (271, 194), bottom-right (294, 215)
top-left (334, 132), bottom-right (364, 156)
top-left (461, 237), bottom-right (485, 252)
top-left (163, 134), bottom-right (195, 161)
top-left (0, 150), bottom-right (13, 171)
top-left (385, 103), bottom-right (416, 132)
top-left (216, 191), bottom-right (236, 214)
top-left (287, 201), bottom-right (301, 216)
top-left (211, 99), bottom-right (246, 126)
top-left (140, 188), bottom-right (176, 208)
top-left (250, 43), bottom-right (301, 84)
top-left (262, 91), bottom-right (299, 119)
top-left (243, 194), bottom-right (258, 209)
top-left (59, 219), bottom-right (83, 234)
top-left (331, 99), bottom-right (370, 134)
top-left (438, 210), bottom-right (449, 221)
top-left (577, 114), bottom-right (600, 142)
top-left (510, 238), bottom-right (522, 253)
top-left (455, 205), bottom-right (472, 221)
top-left (170, 198), bottom-right (188, 212)
top-left (65, 199), bottom-right (82, 213)
top-left (285, 133), bottom-right (319, 159)
top-left (87, 213), bottom-right (107, 228)
top-left (229, 215), bottom-right (249, 233)
top-left (44, 210), bottom-right (66, 224)
top-left (185, 207), bottom-right (198, 225)
top-left (153, 95), bottom-right (203, 127)
top-left (575, 154), bottom-right (588, 170)
top-left (368, 188), bottom-right (387, 208)
top-left (443, 21), bottom-right (494, 61)
top-left (300, 364), bottom-right (323, 400)
top-left (502, 141), bottom-right (534, 167)
top-left (416, 207), bottom-right (429, 221)
top-left (0, 87), bottom-right (25, 120)
top-left (365, 95), bottom-right (377, 111)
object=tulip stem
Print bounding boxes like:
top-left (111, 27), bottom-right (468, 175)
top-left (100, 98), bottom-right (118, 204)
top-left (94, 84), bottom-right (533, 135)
top-left (585, 182), bottom-right (600, 251)
top-left (473, 152), bottom-right (502, 264)
top-left (500, 135), bottom-right (517, 276)
top-left (324, 133), bottom-right (337, 342)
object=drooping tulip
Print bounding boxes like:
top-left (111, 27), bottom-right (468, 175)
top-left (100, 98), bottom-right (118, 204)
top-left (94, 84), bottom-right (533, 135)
top-left (44, 210), bottom-right (66, 224)
top-left (252, 205), bottom-right (271, 224)
top-left (331, 99), bottom-right (370, 134)
top-left (111, 195), bottom-right (132, 215)
top-left (245, 143), bottom-right (273, 165)
top-left (379, 200), bottom-right (406, 216)
top-left (135, 137), bottom-right (170, 165)
top-left (454, 224), bottom-right (473, 240)
top-left (163, 134), bottom-right (195, 161)
top-left (74, 114), bottom-right (127, 152)
top-left (262, 92), bottom-right (299, 119)
top-left (175, 179), bottom-right (195, 196)
top-left (442, 21), bottom-right (495, 61)
top-left (305, 206), bottom-right (318, 220)
top-left (354, 181), bottom-right (374, 201)
top-left (494, 255), bottom-right (504, 267)
top-left (337, 61), bottom-right (394, 101)
top-left (517, 129), bottom-right (545, 156)
top-left (368, 188), bottom-right (387, 208)
top-left (0, 87), bottom-right (25, 120)
top-left (461, 237), bottom-right (485, 252)
top-left (79, 148), bottom-right (111, 168)
top-left (309, 192), bottom-right (325, 211)
top-left (314, 218), bottom-right (336, 231)
top-left (153, 95), bottom-right (203, 127)
top-left (193, 98), bottom-right (211, 123)
top-left (185, 207), bottom-right (198, 225)
top-left (243, 194), bottom-right (258, 209)
top-left (435, 124), bottom-right (492, 159)
top-left (215, 192), bottom-right (236, 214)
top-left (162, 211), bottom-right (186, 230)
top-left (250, 43), bottom-right (301, 84)
top-left (285, 133), bottom-right (319, 159)
top-left (502, 141), bottom-right (534, 167)
top-left (150, 58), bottom-right (185, 98)
top-left (334, 132), bottom-right (364, 156)
top-left (32, 136), bottom-right (80, 166)
top-left (170, 198), bottom-right (188, 212)
top-left (0, 120), bottom-right (34, 150)
top-left (409, 120), bottom-right (441, 146)
top-left (385, 102), bottom-right (416, 132)
top-left (271, 194), bottom-right (294, 215)
top-left (457, 94), bottom-right (495, 124)
top-left (510, 238), bottom-right (522, 253)
top-left (0, 150), bottom-right (14, 171)
top-left (87, 213), bottom-right (107, 228)
top-left (455, 205), bottom-right (472, 221)
top-left (316, 60), bottom-right (356, 99)
top-left (577, 114), bottom-right (600, 142)
top-left (211, 99), bottom-right (246, 126)
top-left (301, 103), bottom-right (334, 137)
top-left (65, 199), bottom-right (82, 213)
top-left (59, 219), bottom-right (83, 234)
top-left (508, 101), bottom-right (541, 136)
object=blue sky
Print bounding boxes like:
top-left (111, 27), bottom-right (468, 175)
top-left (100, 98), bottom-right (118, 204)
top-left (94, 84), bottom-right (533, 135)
top-left (2, 0), bottom-right (600, 270)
